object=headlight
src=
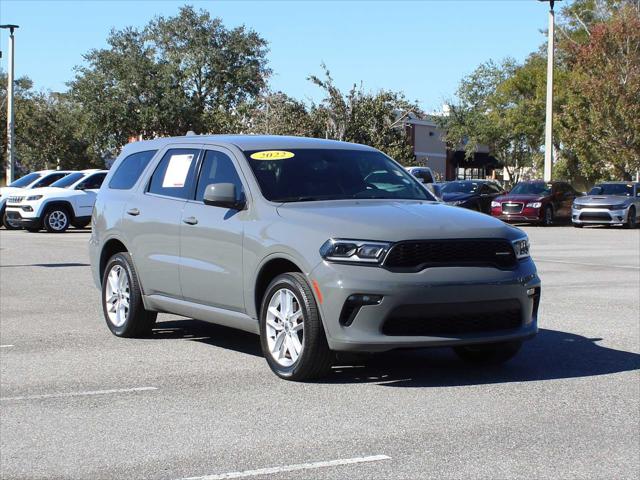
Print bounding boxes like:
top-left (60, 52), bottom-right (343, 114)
top-left (512, 237), bottom-right (530, 260)
top-left (26, 195), bottom-right (43, 201)
top-left (526, 202), bottom-right (542, 209)
top-left (491, 201), bottom-right (500, 208)
top-left (320, 239), bottom-right (391, 264)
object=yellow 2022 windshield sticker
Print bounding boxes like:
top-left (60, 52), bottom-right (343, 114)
top-left (250, 150), bottom-right (295, 160)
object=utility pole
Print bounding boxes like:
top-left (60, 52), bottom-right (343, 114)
top-left (538, 1), bottom-right (559, 182)
top-left (1, 24), bottom-right (19, 185)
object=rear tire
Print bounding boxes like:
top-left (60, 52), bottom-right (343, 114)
top-left (624, 207), bottom-right (637, 229)
top-left (453, 340), bottom-right (523, 365)
top-left (102, 252), bottom-right (157, 338)
top-left (259, 272), bottom-right (333, 381)
top-left (2, 211), bottom-right (22, 230)
top-left (43, 207), bottom-right (70, 233)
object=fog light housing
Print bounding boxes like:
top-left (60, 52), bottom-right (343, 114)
top-left (339, 294), bottom-right (383, 326)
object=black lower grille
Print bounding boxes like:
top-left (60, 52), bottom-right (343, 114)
top-left (383, 239), bottom-right (517, 271)
top-left (382, 300), bottom-right (522, 336)
top-left (580, 212), bottom-right (611, 221)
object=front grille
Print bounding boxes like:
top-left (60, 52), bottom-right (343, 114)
top-left (501, 202), bottom-right (524, 214)
top-left (7, 196), bottom-right (24, 204)
top-left (383, 239), bottom-right (517, 271)
top-left (382, 300), bottom-right (522, 336)
top-left (579, 212), bottom-right (611, 221)
top-left (576, 204), bottom-right (624, 210)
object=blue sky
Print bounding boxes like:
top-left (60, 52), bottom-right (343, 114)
top-left (0, 0), bottom-right (551, 112)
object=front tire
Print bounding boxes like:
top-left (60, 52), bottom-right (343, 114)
top-left (259, 272), bottom-right (333, 381)
top-left (624, 207), bottom-right (637, 229)
top-left (43, 207), bottom-right (70, 233)
top-left (453, 340), bottom-right (523, 365)
top-left (541, 206), bottom-right (554, 226)
top-left (2, 211), bottom-right (22, 230)
top-left (102, 252), bottom-right (157, 338)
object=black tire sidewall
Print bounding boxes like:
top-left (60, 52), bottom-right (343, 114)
top-left (101, 252), bottom-right (150, 337)
top-left (44, 207), bottom-right (70, 233)
top-left (259, 273), bottom-right (329, 380)
top-left (2, 211), bottom-right (22, 230)
top-left (543, 206), bottom-right (553, 226)
top-left (626, 207), bottom-right (636, 229)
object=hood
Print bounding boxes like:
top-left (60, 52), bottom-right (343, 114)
top-left (495, 194), bottom-right (546, 203)
top-left (0, 186), bottom-right (26, 196)
top-left (575, 195), bottom-right (630, 206)
top-left (276, 200), bottom-right (521, 242)
top-left (22, 186), bottom-right (69, 196)
top-left (441, 192), bottom-right (475, 202)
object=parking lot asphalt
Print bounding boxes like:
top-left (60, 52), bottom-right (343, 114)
top-left (1, 225), bottom-right (639, 480)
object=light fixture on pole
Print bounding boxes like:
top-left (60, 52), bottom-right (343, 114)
top-left (0, 24), bottom-right (19, 185)
top-left (538, 1), bottom-right (560, 182)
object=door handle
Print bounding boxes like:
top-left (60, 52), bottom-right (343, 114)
top-left (183, 216), bottom-right (198, 225)
top-left (126, 208), bottom-right (140, 216)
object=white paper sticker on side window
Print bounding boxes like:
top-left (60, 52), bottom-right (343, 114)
top-left (162, 154), bottom-right (194, 188)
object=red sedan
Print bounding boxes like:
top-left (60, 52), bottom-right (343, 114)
top-left (491, 181), bottom-right (579, 226)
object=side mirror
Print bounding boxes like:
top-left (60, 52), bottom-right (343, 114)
top-left (203, 183), bottom-right (245, 210)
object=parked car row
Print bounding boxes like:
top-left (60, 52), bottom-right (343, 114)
top-left (0, 169), bottom-right (108, 232)
top-left (414, 176), bottom-right (640, 229)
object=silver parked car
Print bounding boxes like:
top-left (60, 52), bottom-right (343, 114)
top-left (572, 182), bottom-right (640, 228)
top-left (89, 135), bottom-right (541, 381)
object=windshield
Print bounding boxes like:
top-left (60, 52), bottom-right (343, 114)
top-left (510, 182), bottom-right (552, 195)
top-left (50, 172), bottom-right (85, 188)
top-left (589, 183), bottom-right (633, 196)
top-left (441, 181), bottom-right (481, 194)
top-left (8, 172), bottom-right (41, 188)
top-left (32, 173), bottom-right (69, 188)
top-left (244, 149), bottom-right (432, 202)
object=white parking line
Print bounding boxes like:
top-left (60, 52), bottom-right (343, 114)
top-left (180, 455), bottom-right (391, 480)
top-left (0, 345), bottom-right (14, 348)
top-left (537, 259), bottom-right (640, 270)
top-left (0, 386), bottom-right (157, 401)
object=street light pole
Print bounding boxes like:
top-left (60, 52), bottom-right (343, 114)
top-left (0, 24), bottom-right (19, 185)
top-left (539, 1), bottom-right (558, 182)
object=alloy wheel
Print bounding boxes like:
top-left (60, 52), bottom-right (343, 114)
top-left (104, 265), bottom-right (130, 327)
top-left (48, 210), bottom-right (68, 231)
top-left (265, 288), bottom-right (304, 367)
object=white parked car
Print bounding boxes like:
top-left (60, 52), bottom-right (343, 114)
top-left (0, 170), bottom-right (74, 229)
top-left (4, 169), bottom-right (108, 232)
top-left (405, 166), bottom-right (435, 184)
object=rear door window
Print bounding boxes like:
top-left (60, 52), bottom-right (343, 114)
top-left (109, 150), bottom-right (158, 190)
top-left (148, 148), bottom-right (200, 200)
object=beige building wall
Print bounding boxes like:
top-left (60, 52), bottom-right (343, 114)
top-left (408, 120), bottom-right (447, 181)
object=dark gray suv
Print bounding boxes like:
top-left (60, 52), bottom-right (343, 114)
top-left (90, 135), bottom-right (541, 381)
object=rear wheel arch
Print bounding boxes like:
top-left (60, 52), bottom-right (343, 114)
top-left (100, 238), bottom-right (130, 282)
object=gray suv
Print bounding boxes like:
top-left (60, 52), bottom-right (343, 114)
top-left (90, 135), bottom-right (541, 381)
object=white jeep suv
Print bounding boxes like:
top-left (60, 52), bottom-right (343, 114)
top-left (0, 170), bottom-right (74, 229)
top-left (5, 169), bottom-right (108, 232)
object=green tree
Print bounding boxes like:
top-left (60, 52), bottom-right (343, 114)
top-left (438, 58), bottom-right (546, 183)
top-left (558, 2), bottom-right (640, 180)
top-left (70, 5), bottom-right (270, 152)
top-left (308, 64), bottom-right (417, 163)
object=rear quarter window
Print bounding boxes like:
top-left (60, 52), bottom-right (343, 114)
top-left (109, 150), bottom-right (158, 190)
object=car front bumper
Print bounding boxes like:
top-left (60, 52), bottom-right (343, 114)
top-left (572, 207), bottom-right (628, 225)
top-left (4, 209), bottom-right (41, 228)
top-left (310, 258), bottom-right (540, 352)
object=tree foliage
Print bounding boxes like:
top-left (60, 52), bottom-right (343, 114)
top-left (69, 5), bottom-right (270, 152)
top-left (309, 64), bottom-right (417, 163)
